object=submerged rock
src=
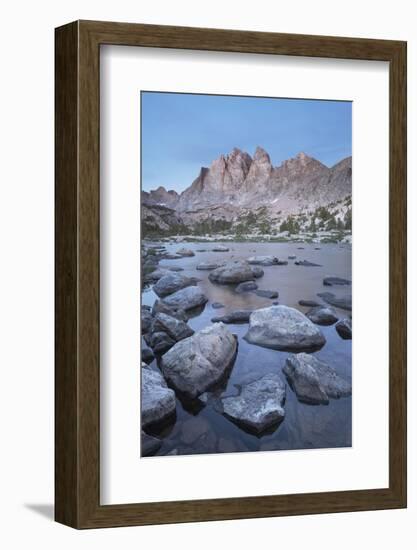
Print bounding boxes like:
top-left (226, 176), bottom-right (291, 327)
top-left (317, 292), bottom-right (352, 311)
top-left (161, 323), bottom-right (238, 399)
top-left (244, 305), bottom-right (326, 352)
top-left (288, 255), bottom-right (296, 260)
top-left (141, 367), bottom-right (176, 428)
top-left (162, 286), bottom-right (208, 311)
top-left (283, 353), bottom-right (352, 405)
top-left (235, 281), bottom-right (258, 293)
top-left (176, 247), bottom-right (195, 257)
top-left (221, 373), bottom-right (286, 434)
top-left (141, 431), bottom-right (161, 456)
top-left (211, 310), bottom-right (252, 324)
top-left (211, 302), bottom-right (225, 309)
top-left (196, 262), bottom-right (220, 271)
top-left (298, 299), bottom-right (321, 307)
top-left (306, 306), bottom-right (338, 326)
top-left (335, 318), bottom-right (352, 339)
top-left (209, 261), bottom-right (263, 284)
top-left (323, 277), bottom-right (351, 286)
top-left (255, 289), bottom-right (279, 299)
top-left (153, 272), bottom-right (197, 297)
top-left (295, 260), bottom-right (322, 267)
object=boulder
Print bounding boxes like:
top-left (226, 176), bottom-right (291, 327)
top-left (247, 255), bottom-right (287, 266)
top-left (141, 347), bottom-right (155, 364)
top-left (209, 261), bottom-right (263, 284)
top-left (144, 331), bottom-right (175, 355)
top-left (283, 353), bottom-right (352, 405)
top-left (306, 306), bottom-right (338, 326)
top-left (211, 310), bottom-right (252, 324)
top-left (141, 431), bottom-right (161, 456)
top-left (164, 253), bottom-right (182, 260)
top-left (317, 292), bottom-right (352, 311)
top-left (323, 277), bottom-right (351, 286)
top-left (153, 272), bottom-right (197, 297)
top-left (176, 247), bottom-right (195, 257)
top-left (143, 267), bottom-right (169, 282)
top-left (221, 373), bottom-right (286, 434)
top-left (255, 289), bottom-right (279, 299)
top-left (162, 286), bottom-right (208, 311)
top-left (151, 299), bottom-right (187, 321)
top-left (211, 302), bottom-right (225, 309)
top-left (141, 307), bottom-right (153, 334)
top-left (244, 305), bottom-right (326, 352)
top-left (235, 281), bottom-right (258, 293)
top-left (251, 266), bottom-right (265, 278)
top-left (212, 245), bottom-right (229, 252)
top-left (295, 260), bottom-right (322, 267)
top-left (141, 367), bottom-right (176, 428)
top-left (160, 323), bottom-right (238, 399)
top-left (335, 318), bottom-right (352, 339)
top-left (151, 312), bottom-right (194, 342)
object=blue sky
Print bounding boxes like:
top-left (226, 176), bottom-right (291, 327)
top-left (141, 92), bottom-right (352, 193)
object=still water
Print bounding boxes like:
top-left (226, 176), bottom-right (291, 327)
top-left (142, 241), bottom-right (352, 456)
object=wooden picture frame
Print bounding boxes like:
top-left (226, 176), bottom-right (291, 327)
top-left (55, 20), bottom-right (407, 528)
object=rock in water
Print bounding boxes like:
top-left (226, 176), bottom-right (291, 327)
top-left (153, 272), bottom-right (197, 297)
top-left (141, 431), bottom-right (161, 456)
top-left (196, 262), bottom-right (220, 271)
top-left (152, 299), bottom-right (187, 321)
top-left (298, 299), bottom-right (321, 307)
top-left (162, 286), bottom-right (208, 311)
top-left (235, 281), bottom-right (258, 293)
top-left (317, 292), bottom-right (352, 311)
top-left (161, 324), bottom-right (238, 399)
top-left (323, 277), bottom-right (351, 286)
top-left (244, 305), bottom-right (326, 352)
top-left (209, 261), bottom-right (263, 284)
top-left (176, 247), bottom-right (195, 257)
top-left (144, 331), bottom-right (176, 355)
top-left (141, 367), bottom-right (176, 428)
top-left (251, 266), bottom-right (265, 278)
top-left (306, 306), bottom-right (338, 326)
top-left (247, 255), bottom-right (286, 266)
top-left (211, 310), bottom-right (252, 324)
top-left (335, 318), bottom-right (352, 339)
top-left (283, 353), bottom-right (352, 405)
top-left (295, 260), bottom-right (322, 267)
top-left (151, 312), bottom-right (194, 342)
top-left (211, 302), bottom-right (225, 309)
top-left (212, 245), bottom-right (229, 252)
top-left (255, 289), bottom-right (279, 299)
top-left (221, 373), bottom-right (286, 434)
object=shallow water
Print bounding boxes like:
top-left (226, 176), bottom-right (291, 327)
top-left (142, 241), bottom-right (352, 456)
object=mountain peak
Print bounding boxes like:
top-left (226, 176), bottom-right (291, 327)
top-left (253, 146), bottom-right (270, 163)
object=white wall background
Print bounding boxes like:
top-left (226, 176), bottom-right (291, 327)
top-left (0, 0), bottom-right (414, 547)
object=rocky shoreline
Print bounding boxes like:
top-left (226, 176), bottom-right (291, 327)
top-left (141, 242), bottom-right (352, 457)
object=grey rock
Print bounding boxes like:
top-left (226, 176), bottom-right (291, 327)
top-left (255, 289), bottom-right (279, 299)
top-left (299, 299), bottom-right (321, 307)
top-left (323, 277), bottom-right (351, 286)
top-left (151, 312), bottom-right (194, 342)
top-left (141, 308), bottom-right (153, 334)
top-left (209, 261), bottom-right (263, 284)
top-left (212, 245), bottom-right (230, 252)
top-left (144, 331), bottom-right (176, 355)
top-left (153, 272), bottom-right (197, 297)
top-left (288, 255), bottom-right (296, 260)
top-left (196, 262), bottom-right (220, 271)
top-left (167, 266), bottom-right (184, 272)
top-left (221, 373), bottom-right (286, 434)
top-left (306, 306), bottom-right (338, 326)
top-left (295, 260), bottom-right (322, 267)
top-left (164, 253), bottom-right (182, 260)
top-left (141, 367), bottom-right (176, 428)
top-left (176, 247), bottom-right (195, 257)
top-left (141, 347), bottom-right (155, 364)
top-left (244, 305), bottom-right (326, 352)
top-left (283, 353), bottom-right (352, 405)
top-left (235, 281), bottom-right (258, 293)
top-left (247, 255), bottom-right (287, 266)
top-left (251, 266), bottom-right (265, 278)
top-left (160, 323), bottom-right (238, 399)
top-left (211, 302), bottom-right (225, 309)
top-left (152, 299), bottom-right (187, 321)
top-left (211, 310), bottom-right (252, 324)
top-left (141, 431), bottom-right (161, 456)
top-left (317, 292), bottom-right (352, 311)
top-left (143, 267), bottom-right (169, 282)
top-left (335, 318), bottom-right (352, 339)
top-left (162, 286), bottom-right (208, 311)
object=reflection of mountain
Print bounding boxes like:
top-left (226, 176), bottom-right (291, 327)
top-left (142, 147), bottom-right (352, 237)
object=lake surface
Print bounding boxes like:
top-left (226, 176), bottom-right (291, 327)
top-left (142, 240), bottom-right (352, 456)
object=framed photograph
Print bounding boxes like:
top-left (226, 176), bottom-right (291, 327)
top-left (55, 20), bottom-right (407, 528)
